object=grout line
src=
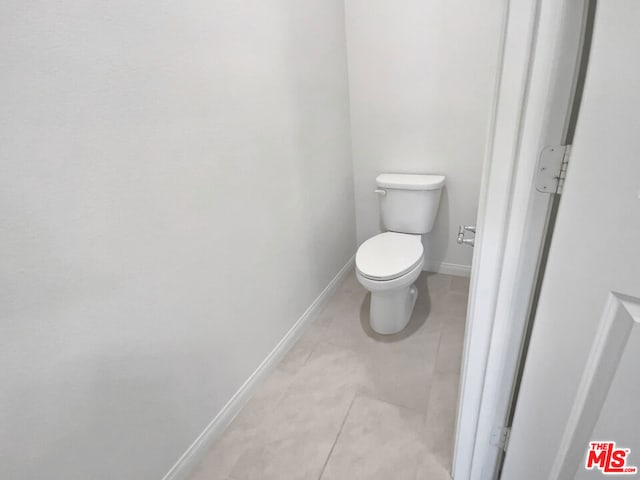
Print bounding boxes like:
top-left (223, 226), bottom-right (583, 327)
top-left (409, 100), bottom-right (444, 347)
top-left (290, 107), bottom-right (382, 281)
top-left (354, 390), bottom-right (428, 418)
top-left (317, 392), bottom-right (359, 480)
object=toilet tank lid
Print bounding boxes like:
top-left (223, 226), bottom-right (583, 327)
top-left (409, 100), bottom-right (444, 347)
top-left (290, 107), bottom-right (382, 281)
top-left (376, 173), bottom-right (446, 191)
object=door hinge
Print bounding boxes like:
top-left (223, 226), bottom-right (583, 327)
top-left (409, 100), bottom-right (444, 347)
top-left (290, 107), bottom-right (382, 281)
top-left (535, 144), bottom-right (571, 194)
top-left (491, 426), bottom-right (511, 452)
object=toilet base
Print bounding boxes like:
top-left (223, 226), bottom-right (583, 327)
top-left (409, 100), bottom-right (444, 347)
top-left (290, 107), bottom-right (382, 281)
top-left (369, 284), bottom-right (418, 335)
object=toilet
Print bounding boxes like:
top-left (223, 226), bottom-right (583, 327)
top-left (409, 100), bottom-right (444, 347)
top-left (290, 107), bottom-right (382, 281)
top-left (356, 173), bottom-right (445, 334)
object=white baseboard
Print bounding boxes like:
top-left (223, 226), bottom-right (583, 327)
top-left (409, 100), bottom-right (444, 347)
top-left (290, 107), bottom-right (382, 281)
top-left (424, 261), bottom-right (472, 278)
top-left (161, 255), bottom-right (356, 480)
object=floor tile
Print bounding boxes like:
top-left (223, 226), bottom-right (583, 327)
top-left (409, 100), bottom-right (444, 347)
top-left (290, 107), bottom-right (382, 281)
top-left (278, 306), bottom-right (334, 374)
top-left (450, 275), bottom-right (470, 294)
top-left (320, 395), bottom-right (426, 480)
top-left (189, 271), bottom-right (469, 480)
top-left (320, 292), bottom-right (369, 349)
top-left (188, 426), bottom-right (249, 480)
top-left (357, 329), bottom-right (441, 413)
top-left (319, 274), bottom-right (448, 413)
top-left (189, 369), bottom-right (295, 480)
top-left (229, 342), bottom-right (368, 480)
top-left (423, 371), bottom-right (461, 471)
top-left (415, 452), bottom-right (452, 480)
top-left (423, 272), bottom-right (453, 293)
top-left (230, 430), bottom-right (337, 480)
top-left (338, 269), bottom-right (367, 295)
top-left (434, 315), bottom-right (467, 375)
top-left (301, 308), bottom-right (334, 344)
top-left (430, 291), bottom-right (469, 318)
top-left (277, 335), bottom-right (315, 374)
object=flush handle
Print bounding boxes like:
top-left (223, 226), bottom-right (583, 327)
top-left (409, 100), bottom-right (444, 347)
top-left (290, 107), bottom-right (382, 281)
top-left (457, 225), bottom-right (476, 247)
top-left (374, 188), bottom-right (387, 196)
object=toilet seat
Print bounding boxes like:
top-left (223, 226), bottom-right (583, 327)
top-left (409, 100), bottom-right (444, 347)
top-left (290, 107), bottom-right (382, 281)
top-left (356, 232), bottom-right (424, 281)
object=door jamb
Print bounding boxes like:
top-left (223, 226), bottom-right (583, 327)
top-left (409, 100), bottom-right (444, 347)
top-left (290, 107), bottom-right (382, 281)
top-left (452, 0), bottom-right (589, 478)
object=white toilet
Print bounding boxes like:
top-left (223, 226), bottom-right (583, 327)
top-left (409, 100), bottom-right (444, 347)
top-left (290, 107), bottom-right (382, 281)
top-left (356, 173), bottom-right (445, 334)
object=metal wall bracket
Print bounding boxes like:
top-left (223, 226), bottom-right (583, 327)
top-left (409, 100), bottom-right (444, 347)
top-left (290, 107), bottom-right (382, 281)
top-left (535, 145), bottom-right (571, 194)
top-left (457, 225), bottom-right (476, 247)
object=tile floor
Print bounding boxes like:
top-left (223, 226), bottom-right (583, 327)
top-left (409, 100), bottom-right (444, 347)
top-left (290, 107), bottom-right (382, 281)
top-left (189, 271), bottom-right (469, 480)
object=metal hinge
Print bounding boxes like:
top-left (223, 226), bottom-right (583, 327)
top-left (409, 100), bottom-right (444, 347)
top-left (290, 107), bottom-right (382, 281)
top-left (535, 145), bottom-right (571, 194)
top-left (491, 426), bottom-right (511, 452)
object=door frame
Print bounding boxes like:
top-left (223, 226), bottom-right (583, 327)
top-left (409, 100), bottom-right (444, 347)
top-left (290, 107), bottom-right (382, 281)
top-left (452, 0), bottom-right (589, 478)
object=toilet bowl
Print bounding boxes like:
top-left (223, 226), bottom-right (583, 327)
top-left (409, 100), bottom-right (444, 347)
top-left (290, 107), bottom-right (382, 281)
top-left (356, 172), bottom-right (444, 335)
top-left (356, 232), bottom-right (424, 334)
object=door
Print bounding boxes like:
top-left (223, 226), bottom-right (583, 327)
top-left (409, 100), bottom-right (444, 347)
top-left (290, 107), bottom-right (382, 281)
top-left (501, 2), bottom-right (640, 479)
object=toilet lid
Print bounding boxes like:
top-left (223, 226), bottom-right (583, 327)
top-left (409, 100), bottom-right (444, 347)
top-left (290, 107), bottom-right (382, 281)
top-left (356, 232), bottom-right (424, 280)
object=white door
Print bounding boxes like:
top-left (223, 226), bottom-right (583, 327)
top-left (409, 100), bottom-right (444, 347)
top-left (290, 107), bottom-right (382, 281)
top-left (501, 2), bottom-right (640, 480)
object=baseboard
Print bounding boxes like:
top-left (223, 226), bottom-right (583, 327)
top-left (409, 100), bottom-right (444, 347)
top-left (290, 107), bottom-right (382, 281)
top-left (424, 261), bottom-right (472, 278)
top-left (161, 254), bottom-right (356, 480)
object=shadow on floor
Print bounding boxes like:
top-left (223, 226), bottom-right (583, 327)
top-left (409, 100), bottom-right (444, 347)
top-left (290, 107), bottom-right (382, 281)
top-left (358, 273), bottom-right (434, 343)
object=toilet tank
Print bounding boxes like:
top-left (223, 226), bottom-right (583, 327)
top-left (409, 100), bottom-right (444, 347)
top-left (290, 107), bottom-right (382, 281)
top-left (376, 173), bottom-right (445, 234)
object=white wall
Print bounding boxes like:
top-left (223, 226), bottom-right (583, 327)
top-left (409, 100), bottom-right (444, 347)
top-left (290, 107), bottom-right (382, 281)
top-left (0, 1), bottom-right (354, 479)
top-left (345, 0), bottom-right (503, 274)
